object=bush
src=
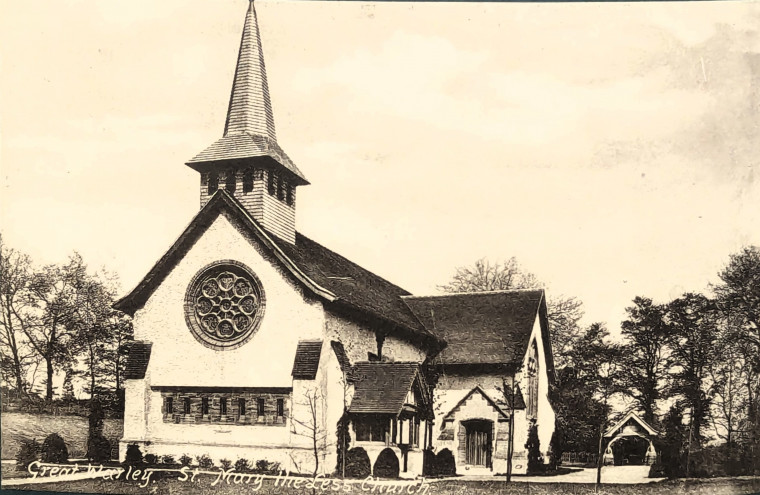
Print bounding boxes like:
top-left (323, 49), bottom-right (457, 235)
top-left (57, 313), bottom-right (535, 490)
top-left (649, 462), bottom-right (666, 478)
top-left (235, 458), bottom-right (251, 473)
top-left (197, 454), bottom-right (213, 469)
top-left (252, 459), bottom-right (280, 474)
top-left (422, 448), bottom-right (437, 476)
top-left (16, 438), bottom-right (41, 471)
top-left (435, 449), bottom-right (456, 477)
top-left (123, 444), bottom-right (143, 470)
top-left (525, 419), bottom-right (544, 475)
top-left (162, 455), bottom-right (176, 465)
top-left (335, 413), bottom-right (351, 474)
top-left (144, 454), bottom-right (158, 466)
top-left (373, 448), bottom-right (400, 479)
top-left (547, 424), bottom-right (563, 472)
top-left (254, 459), bottom-right (270, 473)
top-left (179, 454), bottom-right (193, 467)
top-left (88, 399), bottom-right (105, 439)
top-left (220, 458), bottom-right (232, 470)
top-left (41, 433), bottom-right (68, 463)
top-left (345, 447), bottom-right (371, 479)
top-left (87, 435), bottom-right (111, 463)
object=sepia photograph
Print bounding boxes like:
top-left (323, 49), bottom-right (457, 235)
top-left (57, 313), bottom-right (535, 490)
top-left (1, 1), bottom-right (759, 494)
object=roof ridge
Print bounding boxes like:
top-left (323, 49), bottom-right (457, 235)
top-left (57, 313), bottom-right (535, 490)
top-left (403, 288), bottom-right (545, 299)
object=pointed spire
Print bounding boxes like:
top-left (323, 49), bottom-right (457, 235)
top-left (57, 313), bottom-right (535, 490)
top-left (186, 1), bottom-right (308, 185)
top-left (223, 0), bottom-right (276, 140)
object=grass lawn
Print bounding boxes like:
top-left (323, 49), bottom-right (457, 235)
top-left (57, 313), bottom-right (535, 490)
top-left (5, 476), bottom-right (760, 495)
top-left (1, 413), bottom-right (123, 459)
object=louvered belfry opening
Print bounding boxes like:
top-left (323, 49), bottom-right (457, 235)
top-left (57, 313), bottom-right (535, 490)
top-left (185, 1), bottom-right (309, 245)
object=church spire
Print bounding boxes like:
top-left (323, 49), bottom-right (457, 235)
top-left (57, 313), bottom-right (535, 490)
top-left (223, 0), bottom-right (276, 140)
top-left (186, 0), bottom-right (308, 245)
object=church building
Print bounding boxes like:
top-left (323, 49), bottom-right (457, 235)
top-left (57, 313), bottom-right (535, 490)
top-left (115, 1), bottom-right (555, 477)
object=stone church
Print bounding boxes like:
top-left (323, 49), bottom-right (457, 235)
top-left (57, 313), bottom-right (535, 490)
top-left (115, 1), bottom-right (555, 477)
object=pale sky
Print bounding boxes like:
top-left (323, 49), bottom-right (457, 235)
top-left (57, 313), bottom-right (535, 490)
top-left (1, 0), bottom-right (759, 336)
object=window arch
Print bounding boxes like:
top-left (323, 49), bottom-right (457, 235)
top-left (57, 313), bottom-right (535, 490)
top-left (526, 341), bottom-right (539, 418)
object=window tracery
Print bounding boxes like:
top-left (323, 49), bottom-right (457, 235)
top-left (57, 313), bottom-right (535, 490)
top-left (184, 261), bottom-right (265, 350)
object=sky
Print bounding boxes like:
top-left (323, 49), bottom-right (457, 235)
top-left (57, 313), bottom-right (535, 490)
top-left (1, 0), bottom-right (759, 337)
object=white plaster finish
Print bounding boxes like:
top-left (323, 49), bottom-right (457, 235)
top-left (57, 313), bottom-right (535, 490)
top-left (431, 313), bottom-right (555, 474)
top-left (131, 211), bottom-right (324, 387)
top-left (383, 334), bottom-right (427, 363)
top-left (518, 317), bottom-right (556, 460)
top-left (324, 310), bottom-right (377, 364)
top-left (324, 310), bottom-right (426, 364)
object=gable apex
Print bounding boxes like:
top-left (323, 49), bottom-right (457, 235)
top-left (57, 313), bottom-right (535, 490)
top-left (113, 190), bottom-right (335, 316)
top-left (604, 410), bottom-right (659, 438)
top-left (442, 385), bottom-right (526, 421)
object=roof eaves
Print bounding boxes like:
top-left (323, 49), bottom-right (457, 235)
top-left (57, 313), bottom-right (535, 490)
top-left (113, 190), bottom-right (336, 315)
top-left (443, 385), bottom-right (510, 420)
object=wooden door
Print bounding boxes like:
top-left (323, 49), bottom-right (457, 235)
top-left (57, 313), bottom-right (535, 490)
top-left (465, 421), bottom-right (492, 467)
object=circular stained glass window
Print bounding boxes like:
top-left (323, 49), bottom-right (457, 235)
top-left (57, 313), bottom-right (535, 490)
top-left (184, 261), bottom-right (265, 350)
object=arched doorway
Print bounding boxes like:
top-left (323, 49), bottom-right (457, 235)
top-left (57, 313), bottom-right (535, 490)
top-left (602, 411), bottom-right (659, 466)
top-left (462, 419), bottom-right (493, 468)
top-left (610, 435), bottom-right (651, 465)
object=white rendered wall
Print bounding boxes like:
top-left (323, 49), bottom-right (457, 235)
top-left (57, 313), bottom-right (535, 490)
top-left (519, 316), bottom-right (556, 460)
top-left (131, 211), bottom-right (325, 388)
top-left (122, 211), bottom-right (326, 462)
top-left (324, 310), bottom-right (427, 364)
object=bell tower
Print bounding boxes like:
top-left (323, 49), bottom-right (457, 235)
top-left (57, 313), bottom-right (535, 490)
top-left (186, 0), bottom-right (308, 244)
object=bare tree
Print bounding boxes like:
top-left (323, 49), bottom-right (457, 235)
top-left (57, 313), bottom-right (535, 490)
top-left (440, 256), bottom-right (584, 367)
top-left (439, 257), bottom-right (541, 293)
top-left (22, 254), bottom-right (88, 401)
top-left (290, 387), bottom-right (329, 477)
top-left (0, 237), bottom-right (39, 395)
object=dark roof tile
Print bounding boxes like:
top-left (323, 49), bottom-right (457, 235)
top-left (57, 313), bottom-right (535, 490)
top-left (272, 233), bottom-right (434, 341)
top-left (292, 340), bottom-right (323, 380)
top-left (403, 290), bottom-right (544, 365)
top-left (350, 362), bottom-right (421, 415)
top-left (124, 342), bottom-right (152, 379)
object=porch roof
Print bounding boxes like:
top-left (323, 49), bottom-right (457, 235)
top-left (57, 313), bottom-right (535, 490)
top-left (349, 362), bottom-right (426, 415)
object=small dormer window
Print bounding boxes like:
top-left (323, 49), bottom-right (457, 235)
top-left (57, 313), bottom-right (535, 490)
top-left (208, 172), bottom-right (219, 195)
top-left (242, 169), bottom-right (254, 193)
top-left (225, 169), bottom-right (236, 193)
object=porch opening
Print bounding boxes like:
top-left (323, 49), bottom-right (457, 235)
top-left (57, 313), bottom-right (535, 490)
top-left (463, 419), bottom-right (493, 467)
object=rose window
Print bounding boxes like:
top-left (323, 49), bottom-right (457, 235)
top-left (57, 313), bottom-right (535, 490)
top-left (184, 262), bottom-right (265, 350)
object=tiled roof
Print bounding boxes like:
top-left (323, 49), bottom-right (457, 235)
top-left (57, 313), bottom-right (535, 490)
top-left (349, 362), bottom-right (421, 415)
top-left (403, 290), bottom-right (545, 366)
top-left (114, 192), bottom-right (440, 350)
top-left (271, 234), bottom-right (436, 343)
top-left (124, 342), bottom-right (152, 379)
top-left (292, 340), bottom-right (323, 380)
top-left (604, 410), bottom-right (659, 438)
top-left (187, 134), bottom-right (308, 185)
top-left (185, 1), bottom-right (308, 185)
top-left (223, 1), bottom-right (276, 140)
top-left (330, 341), bottom-right (355, 381)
